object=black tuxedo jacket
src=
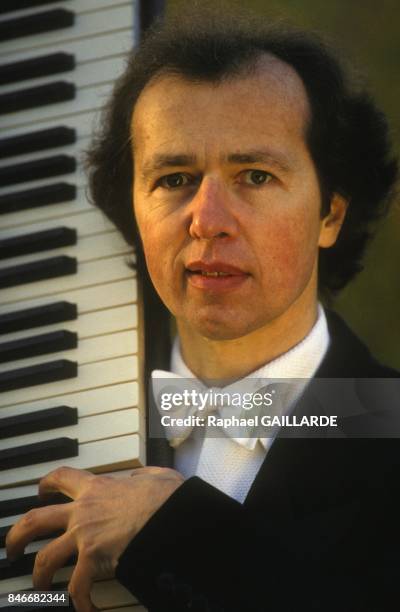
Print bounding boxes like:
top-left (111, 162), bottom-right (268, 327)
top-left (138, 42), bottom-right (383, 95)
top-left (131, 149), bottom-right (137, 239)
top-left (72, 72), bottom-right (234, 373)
top-left (116, 312), bottom-right (400, 612)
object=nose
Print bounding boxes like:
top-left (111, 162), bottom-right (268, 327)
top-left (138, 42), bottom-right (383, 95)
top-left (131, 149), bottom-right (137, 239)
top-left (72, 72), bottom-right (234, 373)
top-left (188, 177), bottom-right (239, 240)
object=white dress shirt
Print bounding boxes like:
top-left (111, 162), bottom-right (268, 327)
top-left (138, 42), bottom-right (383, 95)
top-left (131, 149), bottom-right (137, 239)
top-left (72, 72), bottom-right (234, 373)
top-left (170, 305), bottom-right (330, 503)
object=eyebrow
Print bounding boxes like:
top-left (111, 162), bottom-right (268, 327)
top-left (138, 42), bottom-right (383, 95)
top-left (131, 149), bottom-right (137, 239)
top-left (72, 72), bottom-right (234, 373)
top-left (141, 154), bottom-right (197, 181)
top-left (225, 149), bottom-right (293, 173)
top-left (140, 148), bottom-right (293, 181)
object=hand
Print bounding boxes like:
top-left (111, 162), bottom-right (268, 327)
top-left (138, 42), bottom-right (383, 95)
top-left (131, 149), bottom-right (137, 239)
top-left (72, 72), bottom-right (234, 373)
top-left (6, 466), bottom-right (184, 612)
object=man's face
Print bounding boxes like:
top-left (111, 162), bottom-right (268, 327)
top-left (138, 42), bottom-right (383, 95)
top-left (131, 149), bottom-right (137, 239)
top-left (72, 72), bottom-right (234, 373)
top-left (132, 56), bottom-right (339, 341)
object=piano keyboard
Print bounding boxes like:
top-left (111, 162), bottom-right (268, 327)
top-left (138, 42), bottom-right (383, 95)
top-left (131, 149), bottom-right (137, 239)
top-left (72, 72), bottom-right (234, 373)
top-left (0, 1), bottom-right (166, 609)
top-left (0, 475), bottom-right (146, 611)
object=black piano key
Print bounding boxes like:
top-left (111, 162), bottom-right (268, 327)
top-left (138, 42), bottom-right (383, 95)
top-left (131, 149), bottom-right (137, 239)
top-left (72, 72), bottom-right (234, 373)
top-left (0, 493), bottom-right (70, 519)
top-left (0, 437), bottom-right (78, 470)
top-left (0, 406), bottom-right (78, 440)
top-left (0, 183), bottom-right (76, 214)
top-left (0, 127), bottom-right (76, 160)
top-left (0, 301), bottom-right (77, 335)
top-left (0, 552), bottom-right (38, 580)
top-left (0, 9), bottom-right (74, 42)
top-left (0, 552), bottom-right (75, 580)
top-left (0, 227), bottom-right (77, 260)
top-left (0, 52), bottom-right (75, 86)
top-left (0, 81), bottom-right (75, 115)
top-left (0, 1), bottom-right (71, 14)
top-left (0, 155), bottom-right (76, 187)
top-left (0, 359), bottom-right (77, 393)
top-left (0, 524), bottom-right (10, 547)
top-left (0, 255), bottom-right (77, 289)
top-left (0, 330), bottom-right (78, 363)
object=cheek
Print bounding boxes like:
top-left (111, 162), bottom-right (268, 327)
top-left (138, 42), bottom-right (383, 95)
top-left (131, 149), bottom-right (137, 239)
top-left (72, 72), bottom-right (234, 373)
top-left (259, 212), bottom-right (319, 290)
top-left (142, 230), bottom-right (167, 284)
top-left (135, 213), bottom-right (164, 279)
top-left (135, 214), bottom-right (182, 312)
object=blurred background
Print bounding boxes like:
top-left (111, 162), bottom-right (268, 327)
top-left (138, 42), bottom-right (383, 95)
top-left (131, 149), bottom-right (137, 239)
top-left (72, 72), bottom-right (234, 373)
top-left (166, 0), bottom-right (400, 369)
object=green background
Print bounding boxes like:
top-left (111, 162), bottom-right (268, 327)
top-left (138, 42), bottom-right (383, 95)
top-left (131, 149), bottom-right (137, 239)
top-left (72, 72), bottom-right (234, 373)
top-left (166, 0), bottom-right (400, 369)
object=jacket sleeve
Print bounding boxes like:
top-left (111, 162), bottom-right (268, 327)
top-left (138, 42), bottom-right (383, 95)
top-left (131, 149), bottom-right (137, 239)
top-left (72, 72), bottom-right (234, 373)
top-left (115, 471), bottom-right (399, 612)
top-left (114, 476), bottom-right (345, 612)
top-left (115, 476), bottom-right (276, 611)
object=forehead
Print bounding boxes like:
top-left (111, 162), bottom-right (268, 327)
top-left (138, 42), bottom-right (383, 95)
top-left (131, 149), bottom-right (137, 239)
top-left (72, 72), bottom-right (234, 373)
top-left (131, 54), bottom-right (311, 158)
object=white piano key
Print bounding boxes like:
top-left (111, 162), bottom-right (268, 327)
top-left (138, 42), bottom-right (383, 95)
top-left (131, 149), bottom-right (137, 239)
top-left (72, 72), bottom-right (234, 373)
top-left (0, 381), bottom-right (139, 422)
top-left (1, 82), bottom-right (113, 131)
top-left (0, 230), bottom-right (129, 269)
top-left (0, 5), bottom-right (134, 56)
top-left (0, 189), bottom-right (93, 231)
top-left (0, 566), bottom-right (72, 594)
top-left (0, 407), bottom-right (139, 451)
top-left (0, 109), bottom-right (98, 141)
top-left (0, 434), bottom-right (144, 488)
top-left (0, 482), bottom-right (38, 502)
top-left (0, 56), bottom-right (128, 95)
top-left (0, 167), bottom-right (87, 195)
top-left (0, 538), bottom-right (53, 560)
top-left (1, 28), bottom-right (134, 65)
top-left (0, 209), bottom-right (113, 238)
top-left (0, 231), bottom-right (131, 270)
top-left (0, 0), bottom-right (135, 23)
top-left (0, 329), bottom-right (138, 373)
top-left (0, 354), bottom-right (138, 407)
top-left (91, 580), bottom-right (139, 609)
top-left (0, 277), bottom-right (137, 316)
top-left (0, 512), bottom-right (21, 528)
top-left (1, 255), bottom-right (136, 306)
top-left (1, 304), bottom-right (138, 343)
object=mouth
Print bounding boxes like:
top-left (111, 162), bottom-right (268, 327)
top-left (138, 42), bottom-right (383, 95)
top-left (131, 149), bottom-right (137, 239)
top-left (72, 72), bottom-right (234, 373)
top-left (186, 261), bottom-right (247, 275)
top-left (185, 261), bottom-right (249, 291)
top-left (188, 270), bottom-right (236, 277)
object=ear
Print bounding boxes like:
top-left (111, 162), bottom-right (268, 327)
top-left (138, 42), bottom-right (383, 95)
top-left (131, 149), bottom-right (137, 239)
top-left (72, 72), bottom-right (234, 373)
top-left (318, 193), bottom-right (348, 248)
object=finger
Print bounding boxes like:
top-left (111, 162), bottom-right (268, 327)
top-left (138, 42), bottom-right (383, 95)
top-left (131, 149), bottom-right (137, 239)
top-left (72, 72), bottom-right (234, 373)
top-left (6, 503), bottom-right (71, 561)
top-left (39, 466), bottom-right (95, 500)
top-left (69, 556), bottom-right (99, 612)
top-left (33, 532), bottom-right (76, 591)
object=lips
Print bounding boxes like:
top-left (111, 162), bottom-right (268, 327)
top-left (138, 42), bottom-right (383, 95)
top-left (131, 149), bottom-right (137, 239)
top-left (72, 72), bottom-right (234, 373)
top-left (185, 260), bottom-right (249, 291)
top-left (186, 261), bottom-right (247, 276)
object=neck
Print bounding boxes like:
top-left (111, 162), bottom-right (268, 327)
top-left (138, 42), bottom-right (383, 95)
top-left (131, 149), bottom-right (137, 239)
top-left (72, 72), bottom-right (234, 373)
top-left (177, 299), bottom-right (319, 383)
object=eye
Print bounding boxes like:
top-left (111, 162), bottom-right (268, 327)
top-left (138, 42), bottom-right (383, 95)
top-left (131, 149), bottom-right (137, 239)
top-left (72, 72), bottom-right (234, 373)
top-left (158, 173), bottom-right (191, 189)
top-left (242, 170), bottom-right (273, 185)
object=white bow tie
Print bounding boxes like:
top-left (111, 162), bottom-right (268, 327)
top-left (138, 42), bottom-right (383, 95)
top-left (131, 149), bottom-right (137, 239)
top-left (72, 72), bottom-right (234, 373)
top-left (151, 370), bottom-right (286, 450)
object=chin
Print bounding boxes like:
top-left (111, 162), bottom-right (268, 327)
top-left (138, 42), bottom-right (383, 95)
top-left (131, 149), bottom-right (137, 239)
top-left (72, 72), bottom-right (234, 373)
top-left (192, 314), bottom-right (260, 342)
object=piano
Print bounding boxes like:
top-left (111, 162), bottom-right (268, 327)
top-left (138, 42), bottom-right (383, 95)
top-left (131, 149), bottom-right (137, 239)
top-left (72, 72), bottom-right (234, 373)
top-left (0, 1), bottom-right (169, 610)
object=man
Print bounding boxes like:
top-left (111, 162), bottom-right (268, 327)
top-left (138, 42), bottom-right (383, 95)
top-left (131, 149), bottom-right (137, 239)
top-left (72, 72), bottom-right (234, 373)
top-left (6, 9), bottom-right (399, 612)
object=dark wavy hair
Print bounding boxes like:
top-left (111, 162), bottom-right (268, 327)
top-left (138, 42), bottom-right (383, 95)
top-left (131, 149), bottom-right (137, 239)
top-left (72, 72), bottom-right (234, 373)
top-left (85, 7), bottom-right (398, 297)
